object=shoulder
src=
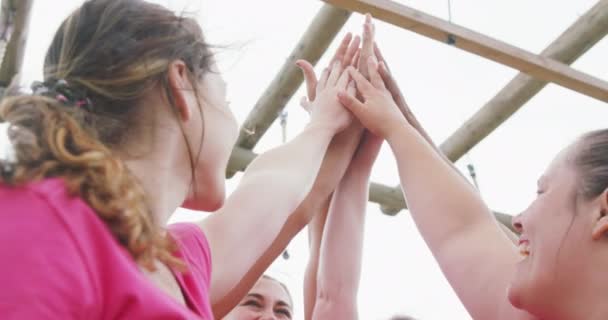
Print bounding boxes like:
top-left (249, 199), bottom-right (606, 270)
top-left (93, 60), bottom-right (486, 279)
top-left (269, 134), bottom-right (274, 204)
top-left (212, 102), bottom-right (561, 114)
top-left (169, 222), bottom-right (212, 276)
top-left (0, 178), bottom-right (101, 317)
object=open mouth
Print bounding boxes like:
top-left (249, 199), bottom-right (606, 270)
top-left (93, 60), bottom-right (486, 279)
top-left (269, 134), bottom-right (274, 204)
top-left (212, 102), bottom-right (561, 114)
top-left (518, 240), bottom-right (530, 257)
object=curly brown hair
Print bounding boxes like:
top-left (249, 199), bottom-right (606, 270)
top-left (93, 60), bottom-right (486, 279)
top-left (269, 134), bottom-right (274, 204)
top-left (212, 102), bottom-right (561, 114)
top-left (0, 0), bottom-right (214, 271)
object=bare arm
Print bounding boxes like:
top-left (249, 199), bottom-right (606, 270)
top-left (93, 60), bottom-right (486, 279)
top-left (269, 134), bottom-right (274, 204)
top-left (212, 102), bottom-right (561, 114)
top-left (312, 132), bottom-right (382, 320)
top-left (304, 18), bottom-right (376, 320)
top-left (339, 59), bottom-right (535, 320)
top-left (303, 196), bottom-right (330, 320)
top-left (210, 125), bottom-right (361, 318)
top-left (201, 59), bottom-right (355, 317)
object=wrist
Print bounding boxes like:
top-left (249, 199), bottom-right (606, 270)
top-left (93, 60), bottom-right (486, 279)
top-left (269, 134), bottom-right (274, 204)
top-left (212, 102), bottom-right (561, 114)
top-left (306, 119), bottom-right (341, 137)
top-left (386, 123), bottom-right (417, 149)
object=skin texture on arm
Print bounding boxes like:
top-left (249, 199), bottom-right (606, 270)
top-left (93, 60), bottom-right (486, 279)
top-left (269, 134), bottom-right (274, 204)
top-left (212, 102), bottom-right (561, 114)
top-left (373, 44), bottom-right (519, 244)
top-left (203, 33), bottom-right (369, 318)
top-left (312, 132), bottom-right (382, 320)
top-left (303, 16), bottom-right (376, 320)
top-left (200, 59), bottom-right (356, 318)
top-left (338, 58), bottom-right (535, 320)
top-left (303, 196), bottom-right (331, 320)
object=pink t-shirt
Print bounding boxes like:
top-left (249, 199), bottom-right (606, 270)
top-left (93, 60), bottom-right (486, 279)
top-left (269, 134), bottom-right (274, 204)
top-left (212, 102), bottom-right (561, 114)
top-left (0, 178), bottom-right (213, 319)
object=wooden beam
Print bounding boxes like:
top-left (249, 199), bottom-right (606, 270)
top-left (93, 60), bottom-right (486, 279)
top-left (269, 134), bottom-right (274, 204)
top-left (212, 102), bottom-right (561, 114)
top-left (226, 145), bottom-right (515, 231)
top-left (440, 0), bottom-right (608, 161)
top-left (234, 4), bottom-right (351, 151)
top-left (0, 0), bottom-right (33, 90)
top-left (323, 0), bottom-right (608, 102)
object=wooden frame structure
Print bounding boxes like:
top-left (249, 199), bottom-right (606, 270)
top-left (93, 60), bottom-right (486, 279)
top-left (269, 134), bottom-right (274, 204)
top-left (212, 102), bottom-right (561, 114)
top-left (0, 0), bottom-right (33, 97)
top-left (1, 1), bottom-right (607, 232)
top-left (227, 0), bottom-right (608, 232)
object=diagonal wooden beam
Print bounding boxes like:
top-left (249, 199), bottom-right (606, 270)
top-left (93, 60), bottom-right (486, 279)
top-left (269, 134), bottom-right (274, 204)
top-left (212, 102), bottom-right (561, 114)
top-left (226, 145), bottom-right (515, 231)
top-left (375, 1), bottom-right (608, 222)
top-left (440, 0), bottom-right (608, 161)
top-left (234, 4), bottom-right (351, 152)
top-left (323, 0), bottom-right (608, 102)
top-left (0, 0), bottom-right (33, 91)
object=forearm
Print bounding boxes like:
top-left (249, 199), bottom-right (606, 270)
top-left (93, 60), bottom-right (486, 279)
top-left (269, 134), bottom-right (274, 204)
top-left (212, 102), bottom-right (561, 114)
top-left (241, 122), bottom-right (334, 193)
top-left (207, 125), bottom-right (362, 317)
top-left (387, 125), bottom-right (499, 251)
top-left (304, 197), bottom-right (331, 320)
top-left (314, 168), bottom-right (370, 318)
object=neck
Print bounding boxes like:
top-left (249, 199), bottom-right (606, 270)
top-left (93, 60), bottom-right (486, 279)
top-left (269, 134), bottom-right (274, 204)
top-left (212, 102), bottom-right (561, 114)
top-left (544, 259), bottom-right (608, 320)
top-left (121, 107), bottom-right (191, 225)
top-left (125, 155), bottom-right (189, 224)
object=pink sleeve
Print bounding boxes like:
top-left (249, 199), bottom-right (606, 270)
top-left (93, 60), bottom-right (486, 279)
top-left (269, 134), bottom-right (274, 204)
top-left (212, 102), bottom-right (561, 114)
top-left (0, 190), bottom-right (97, 319)
top-left (169, 223), bottom-right (212, 279)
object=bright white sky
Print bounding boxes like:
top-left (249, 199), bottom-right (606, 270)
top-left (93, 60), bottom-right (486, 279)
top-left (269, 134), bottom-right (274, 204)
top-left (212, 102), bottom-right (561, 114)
top-left (19, 0), bottom-right (608, 319)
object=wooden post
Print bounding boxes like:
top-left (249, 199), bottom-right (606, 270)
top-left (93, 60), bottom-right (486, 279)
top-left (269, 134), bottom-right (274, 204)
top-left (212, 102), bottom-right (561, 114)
top-left (232, 4), bottom-right (351, 158)
top-left (377, 0), bottom-right (608, 229)
top-left (323, 0), bottom-right (608, 102)
top-left (440, 0), bottom-right (608, 161)
top-left (0, 0), bottom-right (34, 96)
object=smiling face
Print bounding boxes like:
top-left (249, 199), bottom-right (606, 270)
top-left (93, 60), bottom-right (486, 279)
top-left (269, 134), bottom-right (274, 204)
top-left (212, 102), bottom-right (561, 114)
top-left (508, 136), bottom-right (608, 319)
top-left (222, 276), bottom-right (293, 320)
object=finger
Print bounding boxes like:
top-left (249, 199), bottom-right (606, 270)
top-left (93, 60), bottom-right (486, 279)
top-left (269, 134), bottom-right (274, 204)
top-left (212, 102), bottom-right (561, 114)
top-left (327, 61), bottom-right (342, 87)
top-left (367, 56), bottom-right (385, 89)
top-left (346, 80), bottom-right (356, 96)
top-left (317, 68), bottom-right (330, 92)
top-left (296, 59), bottom-right (317, 101)
top-left (343, 35), bottom-right (361, 67)
top-left (351, 50), bottom-right (361, 67)
top-left (300, 96), bottom-right (312, 114)
top-left (338, 90), bottom-right (367, 117)
top-left (330, 32), bottom-right (353, 65)
top-left (362, 19), bottom-right (375, 56)
top-left (373, 42), bottom-right (391, 74)
top-left (347, 67), bottom-right (374, 96)
top-left (377, 62), bottom-right (407, 116)
top-left (336, 66), bottom-right (352, 90)
top-left (378, 62), bottom-right (396, 92)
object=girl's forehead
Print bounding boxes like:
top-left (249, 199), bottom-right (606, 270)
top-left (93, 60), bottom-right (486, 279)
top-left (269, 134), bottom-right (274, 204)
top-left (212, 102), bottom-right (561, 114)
top-left (251, 278), bottom-right (292, 306)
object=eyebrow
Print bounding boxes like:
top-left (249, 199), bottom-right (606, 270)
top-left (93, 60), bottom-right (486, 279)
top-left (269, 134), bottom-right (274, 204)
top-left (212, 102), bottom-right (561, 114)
top-left (245, 293), bottom-right (264, 301)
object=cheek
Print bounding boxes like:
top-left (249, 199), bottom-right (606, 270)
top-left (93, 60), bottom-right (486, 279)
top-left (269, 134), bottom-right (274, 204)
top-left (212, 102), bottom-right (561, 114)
top-left (223, 308), bottom-right (255, 320)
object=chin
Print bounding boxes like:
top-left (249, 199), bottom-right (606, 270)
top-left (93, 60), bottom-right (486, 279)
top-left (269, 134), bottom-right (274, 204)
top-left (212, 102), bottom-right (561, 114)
top-left (507, 283), bottom-right (524, 310)
top-left (181, 178), bottom-right (226, 212)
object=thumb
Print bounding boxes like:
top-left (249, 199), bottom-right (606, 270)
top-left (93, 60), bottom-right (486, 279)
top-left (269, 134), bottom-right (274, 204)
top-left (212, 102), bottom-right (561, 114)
top-left (299, 96), bottom-right (311, 114)
top-left (296, 59), bottom-right (317, 101)
top-left (338, 90), bottom-right (366, 117)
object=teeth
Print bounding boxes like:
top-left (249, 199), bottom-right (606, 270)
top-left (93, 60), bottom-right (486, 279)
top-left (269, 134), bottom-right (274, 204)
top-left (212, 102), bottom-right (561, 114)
top-left (518, 242), bottom-right (530, 257)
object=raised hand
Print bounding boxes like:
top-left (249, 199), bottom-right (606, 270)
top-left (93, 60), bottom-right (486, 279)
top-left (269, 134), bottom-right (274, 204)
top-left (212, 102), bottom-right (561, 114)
top-left (308, 62), bottom-right (356, 133)
top-left (357, 14), bottom-right (376, 80)
top-left (338, 57), bottom-right (408, 140)
top-left (373, 44), bottom-right (433, 145)
top-left (297, 33), bottom-right (360, 112)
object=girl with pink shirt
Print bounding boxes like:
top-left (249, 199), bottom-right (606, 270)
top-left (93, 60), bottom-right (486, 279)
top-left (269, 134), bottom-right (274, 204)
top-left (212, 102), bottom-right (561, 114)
top-left (0, 0), bottom-right (366, 318)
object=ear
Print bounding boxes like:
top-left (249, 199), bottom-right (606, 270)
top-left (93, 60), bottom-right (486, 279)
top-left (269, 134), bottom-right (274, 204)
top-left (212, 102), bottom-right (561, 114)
top-left (167, 60), bottom-right (197, 122)
top-left (591, 188), bottom-right (608, 240)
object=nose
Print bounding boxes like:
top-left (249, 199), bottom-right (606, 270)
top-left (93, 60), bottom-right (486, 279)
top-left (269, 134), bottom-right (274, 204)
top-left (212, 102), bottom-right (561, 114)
top-left (512, 212), bottom-right (524, 234)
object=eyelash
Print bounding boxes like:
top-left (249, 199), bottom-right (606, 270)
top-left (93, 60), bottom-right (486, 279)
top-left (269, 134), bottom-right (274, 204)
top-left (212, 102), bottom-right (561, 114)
top-left (276, 308), bottom-right (291, 318)
top-left (243, 300), bottom-right (291, 318)
top-left (243, 300), bottom-right (262, 308)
